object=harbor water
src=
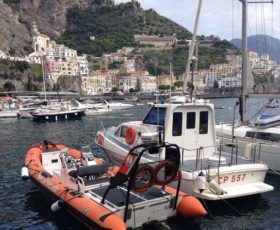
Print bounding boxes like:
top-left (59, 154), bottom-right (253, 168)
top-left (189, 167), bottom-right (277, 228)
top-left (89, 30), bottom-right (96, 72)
top-left (0, 98), bottom-right (279, 230)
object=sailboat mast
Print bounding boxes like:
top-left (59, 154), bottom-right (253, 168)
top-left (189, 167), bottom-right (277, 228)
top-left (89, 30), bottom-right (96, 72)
top-left (183, 0), bottom-right (203, 94)
top-left (241, 0), bottom-right (248, 123)
top-left (41, 56), bottom-right (47, 101)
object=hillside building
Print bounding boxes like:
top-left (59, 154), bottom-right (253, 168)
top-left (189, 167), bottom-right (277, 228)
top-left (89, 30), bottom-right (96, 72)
top-left (81, 70), bottom-right (105, 95)
top-left (134, 34), bottom-right (177, 48)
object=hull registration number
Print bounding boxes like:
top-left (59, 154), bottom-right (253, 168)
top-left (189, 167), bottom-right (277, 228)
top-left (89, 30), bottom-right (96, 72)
top-left (218, 174), bottom-right (246, 184)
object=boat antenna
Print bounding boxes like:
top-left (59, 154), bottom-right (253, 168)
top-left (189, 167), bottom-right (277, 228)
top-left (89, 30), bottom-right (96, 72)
top-left (169, 62), bottom-right (172, 102)
top-left (183, 0), bottom-right (202, 95)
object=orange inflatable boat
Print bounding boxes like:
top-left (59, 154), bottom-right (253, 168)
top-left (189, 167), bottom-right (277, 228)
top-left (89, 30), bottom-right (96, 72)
top-left (22, 140), bottom-right (207, 229)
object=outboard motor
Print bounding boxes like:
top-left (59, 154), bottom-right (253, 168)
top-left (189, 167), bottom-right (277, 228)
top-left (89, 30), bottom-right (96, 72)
top-left (81, 146), bottom-right (96, 166)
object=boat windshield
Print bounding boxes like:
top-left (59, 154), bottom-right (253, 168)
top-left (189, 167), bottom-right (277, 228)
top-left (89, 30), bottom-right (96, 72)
top-left (143, 107), bottom-right (166, 126)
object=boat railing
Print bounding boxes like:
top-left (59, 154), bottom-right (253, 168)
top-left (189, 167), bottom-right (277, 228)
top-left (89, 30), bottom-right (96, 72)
top-left (178, 141), bottom-right (261, 172)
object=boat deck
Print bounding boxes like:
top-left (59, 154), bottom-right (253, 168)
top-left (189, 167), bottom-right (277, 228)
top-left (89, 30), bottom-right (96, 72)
top-left (182, 150), bottom-right (263, 172)
top-left (88, 186), bottom-right (172, 208)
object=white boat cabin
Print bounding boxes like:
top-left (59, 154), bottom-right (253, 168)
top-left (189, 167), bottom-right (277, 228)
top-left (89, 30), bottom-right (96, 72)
top-left (114, 100), bottom-right (217, 158)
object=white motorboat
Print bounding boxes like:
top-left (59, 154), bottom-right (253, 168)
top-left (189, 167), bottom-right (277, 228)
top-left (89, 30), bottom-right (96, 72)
top-left (0, 99), bottom-right (20, 118)
top-left (85, 106), bottom-right (111, 116)
top-left (95, 99), bottom-right (273, 200)
top-left (0, 108), bottom-right (19, 118)
top-left (94, 100), bottom-right (134, 110)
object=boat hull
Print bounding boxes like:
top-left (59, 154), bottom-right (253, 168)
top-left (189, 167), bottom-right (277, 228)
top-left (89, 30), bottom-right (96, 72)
top-left (32, 110), bottom-right (85, 121)
top-left (96, 131), bottom-right (273, 200)
top-left (24, 142), bottom-right (207, 229)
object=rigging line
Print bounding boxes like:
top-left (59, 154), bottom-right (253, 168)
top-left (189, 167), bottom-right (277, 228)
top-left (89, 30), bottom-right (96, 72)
top-left (232, 0), bottom-right (235, 40)
top-left (247, 99), bottom-right (273, 122)
top-left (255, 3), bottom-right (260, 53)
top-left (261, 3), bottom-right (268, 55)
top-left (270, 1), bottom-right (273, 58)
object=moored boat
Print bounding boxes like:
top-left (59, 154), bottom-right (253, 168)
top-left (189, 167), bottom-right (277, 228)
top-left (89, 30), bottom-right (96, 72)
top-left (22, 140), bottom-right (207, 229)
top-left (31, 108), bottom-right (85, 121)
top-left (85, 106), bottom-right (111, 116)
top-left (95, 99), bottom-right (274, 201)
top-left (94, 100), bottom-right (134, 110)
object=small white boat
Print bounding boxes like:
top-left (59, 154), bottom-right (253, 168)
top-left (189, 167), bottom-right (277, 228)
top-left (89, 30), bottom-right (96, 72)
top-left (95, 100), bottom-right (134, 110)
top-left (85, 107), bottom-right (111, 116)
top-left (255, 114), bottom-right (280, 127)
top-left (124, 95), bottom-right (138, 102)
top-left (0, 100), bottom-right (20, 118)
top-left (0, 109), bottom-right (19, 118)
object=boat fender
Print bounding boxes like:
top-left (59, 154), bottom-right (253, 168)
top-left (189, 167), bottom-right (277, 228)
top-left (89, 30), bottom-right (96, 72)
top-left (177, 195), bottom-right (207, 218)
top-left (132, 164), bottom-right (154, 193)
top-left (154, 161), bottom-right (178, 186)
top-left (197, 171), bottom-right (206, 193)
top-left (21, 166), bottom-right (29, 181)
top-left (51, 200), bottom-right (65, 212)
top-left (97, 133), bottom-right (104, 146)
top-left (208, 179), bottom-right (225, 195)
top-left (125, 127), bottom-right (137, 145)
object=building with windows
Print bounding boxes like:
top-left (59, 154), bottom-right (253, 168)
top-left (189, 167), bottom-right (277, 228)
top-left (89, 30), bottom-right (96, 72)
top-left (81, 70), bottom-right (105, 95)
top-left (134, 34), bottom-right (177, 48)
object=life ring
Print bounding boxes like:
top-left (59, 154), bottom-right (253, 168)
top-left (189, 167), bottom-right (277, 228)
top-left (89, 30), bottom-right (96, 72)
top-left (125, 127), bottom-right (137, 145)
top-left (132, 164), bottom-right (155, 193)
top-left (154, 161), bottom-right (178, 186)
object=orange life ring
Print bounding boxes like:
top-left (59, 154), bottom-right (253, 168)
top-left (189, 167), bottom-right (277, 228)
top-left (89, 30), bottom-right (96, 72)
top-left (125, 127), bottom-right (137, 145)
top-left (154, 161), bottom-right (178, 186)
top-left (132, 164), bottom-right (155, 193)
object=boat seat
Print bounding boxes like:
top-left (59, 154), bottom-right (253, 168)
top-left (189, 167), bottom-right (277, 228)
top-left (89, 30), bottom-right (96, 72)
top-left (76, 163), bottom-right (109, 177)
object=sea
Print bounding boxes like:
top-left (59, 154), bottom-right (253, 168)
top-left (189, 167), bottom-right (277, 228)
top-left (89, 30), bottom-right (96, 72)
top-left (0, 98), bottom-right (279, 230)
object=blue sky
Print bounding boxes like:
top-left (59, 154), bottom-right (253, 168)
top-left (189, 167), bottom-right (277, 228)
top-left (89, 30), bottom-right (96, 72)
top-left (115, 0), bottom-right (280, 40)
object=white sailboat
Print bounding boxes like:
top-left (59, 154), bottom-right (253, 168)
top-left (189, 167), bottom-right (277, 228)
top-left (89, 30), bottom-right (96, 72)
top-left (95, 0), bottom-right (273, 201)
top-left (215, 0), bottom-right (280, 173)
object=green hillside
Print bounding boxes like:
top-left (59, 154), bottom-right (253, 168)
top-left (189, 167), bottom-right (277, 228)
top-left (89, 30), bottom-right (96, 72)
top-left (57, 2), bottom-right (192, 56)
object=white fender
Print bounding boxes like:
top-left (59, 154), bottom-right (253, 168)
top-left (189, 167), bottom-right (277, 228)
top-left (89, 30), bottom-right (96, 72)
top-left (197, 171), bottom-right (206, 193)
top-left (21, 166), bottom-right (29, 181)
top-left (208, 179), bottom-right (225, 195)
top-left (51, 200), bottom-right (65, 212)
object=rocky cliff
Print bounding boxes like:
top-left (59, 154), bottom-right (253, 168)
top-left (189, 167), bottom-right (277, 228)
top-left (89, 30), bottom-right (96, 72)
top-left (0, 0), bottom-right (114, 56)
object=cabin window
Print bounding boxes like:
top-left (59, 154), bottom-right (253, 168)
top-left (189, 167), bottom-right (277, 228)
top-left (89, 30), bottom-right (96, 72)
top-left (186, 112), bottom-right (196, 129)
top-left (114, 126), bottom-right (127, 137)
top-left (143, 107), bottom-right (166, 126)
top-left (120, 126), bottom-right (128, 137)
top-left (199, 111), bottom-right (208, 134)
top-left (246, 131), bottom-right (280, 142)
top-left (172, 112), bottom-right (182, 136)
